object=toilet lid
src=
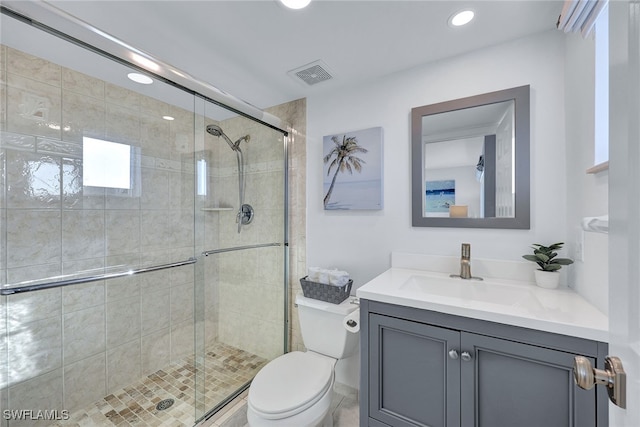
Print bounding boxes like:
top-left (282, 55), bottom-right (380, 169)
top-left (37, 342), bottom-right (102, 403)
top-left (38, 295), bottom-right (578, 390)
top-left (249, 351), bottom-right (335, 418)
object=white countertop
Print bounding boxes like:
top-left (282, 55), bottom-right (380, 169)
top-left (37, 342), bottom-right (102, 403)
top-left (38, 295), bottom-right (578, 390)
top-left (356, 267), bottom-right (609, 342)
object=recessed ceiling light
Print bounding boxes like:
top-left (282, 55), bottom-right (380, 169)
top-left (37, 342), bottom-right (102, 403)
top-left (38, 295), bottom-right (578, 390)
top-left (162, 115), bottom-right (175, 121)
top-left (449, 10), bottom-right (475, 27)
top-left (127, 73), bottom-right (153, 85)
top-left (279, 0), bottom-right (311, 10)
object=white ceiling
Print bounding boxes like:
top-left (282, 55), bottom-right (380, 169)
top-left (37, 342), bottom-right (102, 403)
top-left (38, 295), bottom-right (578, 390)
top-left (44, 1), bottom-right (562, 110)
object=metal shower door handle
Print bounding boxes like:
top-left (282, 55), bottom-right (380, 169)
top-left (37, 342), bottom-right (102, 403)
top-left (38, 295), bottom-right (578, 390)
top-left (573, 356), bottom-right (627, 408)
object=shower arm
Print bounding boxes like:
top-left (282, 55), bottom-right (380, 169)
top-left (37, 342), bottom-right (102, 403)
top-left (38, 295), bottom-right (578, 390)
top-left (232, 135), bottom-right (250, 150)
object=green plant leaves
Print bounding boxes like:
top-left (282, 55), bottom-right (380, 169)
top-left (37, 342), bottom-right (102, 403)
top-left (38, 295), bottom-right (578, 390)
top-left (535, 253), bottom-right (550, 262)
top-left (522, 242), bottom-right (573, 271)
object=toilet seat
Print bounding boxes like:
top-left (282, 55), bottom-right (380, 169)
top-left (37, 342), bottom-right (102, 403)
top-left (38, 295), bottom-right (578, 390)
top-left (248, 351), bottom-right (336, 420)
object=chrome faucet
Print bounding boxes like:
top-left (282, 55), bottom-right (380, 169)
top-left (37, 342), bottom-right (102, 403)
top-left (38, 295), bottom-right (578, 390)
top-left (450, 243), bottom-right (483, 281)
top-left (460, 243), bottom-right (472, 279)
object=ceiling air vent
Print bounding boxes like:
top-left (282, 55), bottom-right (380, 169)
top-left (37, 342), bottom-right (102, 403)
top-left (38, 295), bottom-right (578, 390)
top-left (288, 60), bottom-right (334, 86)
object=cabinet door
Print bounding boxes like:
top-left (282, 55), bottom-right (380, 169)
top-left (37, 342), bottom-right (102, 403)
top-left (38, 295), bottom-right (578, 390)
top-left (369, 314), bottom-right (460, 427)
top-left (460, 332), bottom-right (598, 427)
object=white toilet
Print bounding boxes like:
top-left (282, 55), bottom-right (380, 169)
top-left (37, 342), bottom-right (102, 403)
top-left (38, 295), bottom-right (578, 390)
top-left (247, 293), bottom-right (359, 427)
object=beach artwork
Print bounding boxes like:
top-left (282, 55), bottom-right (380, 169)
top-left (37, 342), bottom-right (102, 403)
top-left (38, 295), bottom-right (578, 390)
top-left (323, 127), bottom-right (383, 210)
top-left (425, 180), bottom-right (455, 213)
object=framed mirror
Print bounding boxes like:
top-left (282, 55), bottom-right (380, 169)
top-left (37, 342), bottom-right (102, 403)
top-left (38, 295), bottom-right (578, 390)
top-left (411, 85), bottom-right (530, 229)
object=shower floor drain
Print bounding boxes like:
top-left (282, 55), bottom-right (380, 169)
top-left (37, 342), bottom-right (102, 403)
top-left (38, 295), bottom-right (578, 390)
top-left (156, 398), bottom-right (175, 411)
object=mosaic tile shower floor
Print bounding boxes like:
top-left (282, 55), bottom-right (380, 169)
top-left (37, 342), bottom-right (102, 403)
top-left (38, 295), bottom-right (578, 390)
top-left (53, 343), bottom-right (267, 427)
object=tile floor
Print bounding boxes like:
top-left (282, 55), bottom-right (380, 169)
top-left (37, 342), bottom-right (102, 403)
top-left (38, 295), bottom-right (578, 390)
top-left (201, 385), bottom-right (359, 427)
top-left (52, 342), bottom-right (267, 427)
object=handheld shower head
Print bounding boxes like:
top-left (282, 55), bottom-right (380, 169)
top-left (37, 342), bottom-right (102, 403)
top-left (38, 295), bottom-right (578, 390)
top-left (206, 124), bottom-right (236, 151)
top-left (205, 124), bottom-right (224, 137)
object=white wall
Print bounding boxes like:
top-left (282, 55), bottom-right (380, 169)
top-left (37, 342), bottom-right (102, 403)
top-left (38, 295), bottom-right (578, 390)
top-left (563, 32), bottom-right (609, 314)
top-left (307, 30), bottom-right (569, 291)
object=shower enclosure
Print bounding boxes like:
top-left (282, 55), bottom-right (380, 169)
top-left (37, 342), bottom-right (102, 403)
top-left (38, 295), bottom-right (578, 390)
top-left (0, 4), bottom-right (288, 426)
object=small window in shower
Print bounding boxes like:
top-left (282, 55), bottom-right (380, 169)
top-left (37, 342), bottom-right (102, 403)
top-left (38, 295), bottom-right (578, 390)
top-left (83, 137), bottom-right (133, 189)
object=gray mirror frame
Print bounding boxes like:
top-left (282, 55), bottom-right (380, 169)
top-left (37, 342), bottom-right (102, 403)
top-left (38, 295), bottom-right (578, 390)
top-left (411, 85), bottom-right (530, 229)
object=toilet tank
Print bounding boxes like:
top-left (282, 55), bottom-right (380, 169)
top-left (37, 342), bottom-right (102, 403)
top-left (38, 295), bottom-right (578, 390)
top-left (296, 293), bottom-right (359, 359)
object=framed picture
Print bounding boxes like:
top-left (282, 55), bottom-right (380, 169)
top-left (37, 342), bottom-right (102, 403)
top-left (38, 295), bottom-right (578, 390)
top-left (323, 127), bottom-right (383, 210)
top-left (425, 179), bottom-right (455, 215)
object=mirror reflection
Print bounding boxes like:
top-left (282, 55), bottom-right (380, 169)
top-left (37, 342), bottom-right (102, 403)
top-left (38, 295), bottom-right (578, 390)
top-left (411, 85), bottom-right (530, 229)
top-left (423, 100), bottom-right (514, 219)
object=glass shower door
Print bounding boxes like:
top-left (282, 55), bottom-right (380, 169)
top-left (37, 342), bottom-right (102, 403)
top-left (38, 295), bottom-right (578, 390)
top-left (194, 99), bottom-right (287, 419)
top-left (0, 9), bottom-right (203, 426)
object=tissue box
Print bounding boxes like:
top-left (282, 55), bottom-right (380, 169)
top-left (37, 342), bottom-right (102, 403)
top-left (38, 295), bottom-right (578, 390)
top-left (299, 276), bottom-right (353, 304)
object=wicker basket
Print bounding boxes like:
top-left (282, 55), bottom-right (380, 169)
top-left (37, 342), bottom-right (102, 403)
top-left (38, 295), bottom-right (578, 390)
top-left (299, 276), bottom-right (353, 304)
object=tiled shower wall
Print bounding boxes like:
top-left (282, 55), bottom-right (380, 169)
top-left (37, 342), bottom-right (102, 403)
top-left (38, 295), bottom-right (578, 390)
top-left (264, 99), bottom-right (307, 353)
top-left (202, 114), bottom-right (285, 360)
top-left (0, 44), bottom-right (200, 421)
top-left (204, 98), bottom-right (306, 360)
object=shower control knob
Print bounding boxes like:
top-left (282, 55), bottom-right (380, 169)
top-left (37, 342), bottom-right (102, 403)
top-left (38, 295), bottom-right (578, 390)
top-left (448, 349), bottom-right (459, 360)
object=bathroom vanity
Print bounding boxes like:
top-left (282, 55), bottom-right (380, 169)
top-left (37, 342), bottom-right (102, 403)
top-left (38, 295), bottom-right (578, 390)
top-left (357, 256), bottom-right (609, 427)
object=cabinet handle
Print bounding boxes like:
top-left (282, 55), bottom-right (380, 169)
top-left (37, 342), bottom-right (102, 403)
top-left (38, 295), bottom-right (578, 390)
top-left (448, 349), bottom-right (459, 360)
top-left (461, 351), bottom-right (472, 362)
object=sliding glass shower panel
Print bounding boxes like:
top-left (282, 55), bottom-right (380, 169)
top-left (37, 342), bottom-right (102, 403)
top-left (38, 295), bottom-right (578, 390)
top-left (196, 100), bottom-right (286, 415)
top-left (0, 11), bottom-right (201, 426)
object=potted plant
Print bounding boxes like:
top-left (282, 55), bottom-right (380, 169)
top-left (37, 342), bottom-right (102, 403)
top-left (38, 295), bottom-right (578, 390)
top-left (522, 242), bottom-right (574, 289)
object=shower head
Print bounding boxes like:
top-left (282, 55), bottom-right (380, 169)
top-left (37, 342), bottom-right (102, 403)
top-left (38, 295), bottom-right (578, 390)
top-left (206, 124), bottom-right (250, 151)
top-left (206, 124), bottom-right (224, 137)
top-left (206, 124), bottom-right (236, 151)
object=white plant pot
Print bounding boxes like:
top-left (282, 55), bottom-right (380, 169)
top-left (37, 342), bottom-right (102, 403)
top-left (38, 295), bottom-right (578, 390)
top-left (534, 270), bottom-right (561, 289)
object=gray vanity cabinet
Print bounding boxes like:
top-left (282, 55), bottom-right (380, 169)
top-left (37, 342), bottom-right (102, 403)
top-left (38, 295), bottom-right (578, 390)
top-left (369, 314), bottom-right (461, 427)
top-left (459, 332), bottom-right (597, 427)
top-left (361, 300), bottom-right (609, 427)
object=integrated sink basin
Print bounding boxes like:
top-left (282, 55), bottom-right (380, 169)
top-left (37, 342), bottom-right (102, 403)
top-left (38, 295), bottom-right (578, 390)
top-left (355, 259), bottom-right (609, 342)
top-left (400, 274), bottom-right (533, 306)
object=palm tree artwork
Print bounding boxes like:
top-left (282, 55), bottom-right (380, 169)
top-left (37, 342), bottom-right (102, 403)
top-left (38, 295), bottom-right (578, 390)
top-left (323, 134), bottom-right (368, 208)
